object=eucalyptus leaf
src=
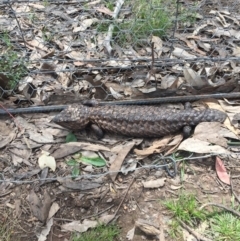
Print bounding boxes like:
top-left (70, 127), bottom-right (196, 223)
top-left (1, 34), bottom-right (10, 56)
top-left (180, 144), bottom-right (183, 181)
top-left (66, 133), bottom-right (77, 143)
top-left (80, 156), bottom-right (106, 167)
top-left (66, 159), bottom-right (78, 166)
top-left (72, 166), bottom-right (80, 178)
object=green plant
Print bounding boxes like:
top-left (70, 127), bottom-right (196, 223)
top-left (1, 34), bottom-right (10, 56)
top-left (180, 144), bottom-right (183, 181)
top-left (66, 133), bottom-right (77, 143)
top-left (42, 27), bottom-right (54, 42)
top-left (0, 33), bottom-right (27, 89)
top-left (178, 4), bottom-right (198, 26)
top-left (105, 1), bottom-right (114, 11)
top-left (28, 13), bottom-right (37, 23)
top-left (113, 0), bottom-right (172, 45)
top-left (208, 212), bottom-right (240, 241)
top-left (163, 194), bottom-right (207, 238)
top-left (164, 194), bottom-right (207, 225)
top-left (66, 159), bottom-right (80, 178)
top-left (0, 51), bottom-right (27, 89)
top-left (167, 219), bottom-right (182, 239)
top-left (71, 224), bottom-right (120, 241)
top-left (43, 0), bottom-right (49, 7)
top-left (0, 212), bottom-right (19, 241)
top-left (66, 151), bottom-right (106, 177)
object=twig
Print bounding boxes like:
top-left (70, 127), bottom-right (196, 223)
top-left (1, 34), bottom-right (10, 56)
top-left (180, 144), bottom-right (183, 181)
top-left (83, 204), bottom-right (114, 219)
top-left (54, 204), bottom-right (115, 222)
top-left (177, 219), bottom-right (212, 241)
top-left (168, 0), bottom-right (180, 57)
top-left (8, 2), bottom-right (27, 48)
top-left (104, 0), bottom-right (124, 55)
top-left (0, 190), bottom-right (12, 198)
top-left (114, 177), bottom-right (135, 215)
top-left (158, 214), bottom-right (165, 241)
top-left (145, 42), bottom-right (157, 87)
top-left (199, 203), bottom-right (240, 218)
top-left (230, 176), bottom-right (240, 204)
top-left (0, 103), bottom-right (15, 119)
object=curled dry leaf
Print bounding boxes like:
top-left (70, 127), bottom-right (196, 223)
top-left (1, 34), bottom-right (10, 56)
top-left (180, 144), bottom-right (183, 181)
top-left (38, 218), bottom-right (53, 241)
top-left (38, 150), bottom-right (56, 171)
top-left (98, 214), bottom-right (115, 224)
top-left (95, 7), bottom-right (113, 16)
top-left (134, 135), bottom-right (182, 156)
top-left (232, 46), bottom-right (240, 57)
top-left (47, 202), bottom-right (60, 220)
top-left (0, 132), bottom-right (16, 148)
top-left (135, 219), bottom-right (160, 236)
top-left (170, 185), bottom-right (182, 190)
top-left (172, 47), bottom-right (196, 59)
top-left (215, 156), bottom-right (230, 185)
top-left (151, 35), bottom-right (163, 58)
top-left (126, 227), bottom-right (135, 240)
top-left (73, 18), bottom-right (97, 32)
top-left (183, 68), bottom-right (205, 87)
top-left (207, 100), bottom-right (239, 135)
top-left (109, 87), bottom-right (124, 99)
top-left (160, 74), bottom-right (178, 89)
top-left (61, 219), bottom-right (98, 233)
top-left (142, 178), bottom-right (166, 188)
top-left (207, 28), bottom-right (240, 39)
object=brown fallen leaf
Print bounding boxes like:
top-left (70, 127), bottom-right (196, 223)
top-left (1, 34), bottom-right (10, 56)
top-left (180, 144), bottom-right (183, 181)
top-left (215, 156), bottom-right (230, 185)
top-left (134, 135), bottom-right (174, 156)
top-left (0, 121), bottom-right (12, 135)
top-left (0, 132), bottom-right (16, 148)
top-left (178, 138), bottom-right (230, 154)
top-left (183, 68), bottom-right (206, 87)
top-left (193, 122), bottom-right (228, 147)
top-left (175, 33), bottom-right (206, 56)
top-left (165, 134), bottom-right (183, 155)
top-left (27, 190), bottom-right (52, 223)
top-left (52, 142), bottom-right (111, 159)
top-left (28, 131), bottom-right (54, 144)
top-left (14, 116), bottom-right (36, 130)
top-left (109, 140), bottom-right (140, 181)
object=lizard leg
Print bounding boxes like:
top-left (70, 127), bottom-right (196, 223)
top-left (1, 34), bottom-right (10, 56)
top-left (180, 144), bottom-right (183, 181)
top-left (90, 124), bottom-right (104, 139)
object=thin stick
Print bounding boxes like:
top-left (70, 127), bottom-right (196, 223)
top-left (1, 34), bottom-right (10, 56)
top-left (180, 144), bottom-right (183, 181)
top-left (8, 2), bottom-right (27, 48)
top-left (83, 204), bottom-right (115, 219)
top-left (178, 219), bottom-right (212, 241)
top-left (104, 0), bottom-right (124, 55)
top-left (114, 177), bottom-right (135, 215)
top-left (0, 103), bottom-right (15, 119)
top-left (230, 176), bottom-right (240, 204)
top-left (199, 203), bottom-right (240, 218)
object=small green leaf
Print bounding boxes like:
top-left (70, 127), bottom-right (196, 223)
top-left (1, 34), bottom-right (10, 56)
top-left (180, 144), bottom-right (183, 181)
top-left (66, 159), bottom-right (78, 166)
top-left (80, 156), bottom-right (106, 167)
top-left (72, 166), bottom-right (80, 178)
top-left (66, 133), bottom-right (77, 143)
